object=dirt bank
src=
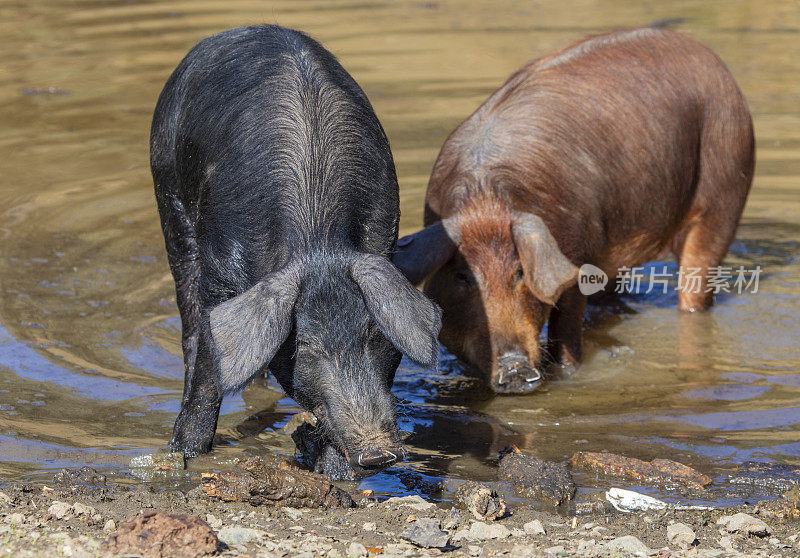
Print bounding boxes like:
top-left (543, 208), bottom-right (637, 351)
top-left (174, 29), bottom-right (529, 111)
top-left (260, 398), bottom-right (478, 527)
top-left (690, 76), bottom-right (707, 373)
top-left (1, 464), bottom-right (799, 557)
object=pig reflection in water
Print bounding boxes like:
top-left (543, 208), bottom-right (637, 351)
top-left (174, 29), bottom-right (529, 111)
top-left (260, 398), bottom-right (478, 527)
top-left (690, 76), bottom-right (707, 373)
top-left (151, 25), bottom-right (441, 475)
top-left (395, 28), bottom-right (753, 393)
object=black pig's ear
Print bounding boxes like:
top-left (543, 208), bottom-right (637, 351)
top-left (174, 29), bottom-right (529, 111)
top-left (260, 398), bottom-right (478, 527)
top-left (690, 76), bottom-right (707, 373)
top-left (209, 266), bottom-right (300, 394)
top-left (512, 212), bottom-right (579, 305)
top-left (351, 254), bottom-right (442, 369)
top-left (392, 217), bottom-right (461, 286)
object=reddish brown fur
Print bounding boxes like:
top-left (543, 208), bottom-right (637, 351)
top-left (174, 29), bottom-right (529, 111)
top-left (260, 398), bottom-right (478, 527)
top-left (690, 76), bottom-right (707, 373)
top-left (421, 28), bottom-right (754, 389)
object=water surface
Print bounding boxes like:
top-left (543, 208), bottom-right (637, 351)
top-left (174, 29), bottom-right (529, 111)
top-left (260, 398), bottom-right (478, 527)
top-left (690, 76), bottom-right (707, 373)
top-left (1, 0), bottom-right (799, 500)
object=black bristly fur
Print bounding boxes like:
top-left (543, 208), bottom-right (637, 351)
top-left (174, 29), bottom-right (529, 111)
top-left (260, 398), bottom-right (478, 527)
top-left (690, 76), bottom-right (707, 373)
top-left (151, 25), bottom-right (441, 459)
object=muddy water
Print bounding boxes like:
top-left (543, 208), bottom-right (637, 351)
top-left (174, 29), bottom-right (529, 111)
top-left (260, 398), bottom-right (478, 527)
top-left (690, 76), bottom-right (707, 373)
top-left (1, 0), bottom-right (799, 501)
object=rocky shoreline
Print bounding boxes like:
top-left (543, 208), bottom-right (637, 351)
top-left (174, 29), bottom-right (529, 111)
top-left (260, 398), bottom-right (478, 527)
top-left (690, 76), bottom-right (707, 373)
top-left (1, 460), bottom-right (799, 557)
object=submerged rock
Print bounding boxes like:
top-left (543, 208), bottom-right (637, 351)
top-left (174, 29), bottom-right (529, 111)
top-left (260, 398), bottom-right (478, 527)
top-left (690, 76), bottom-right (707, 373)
top-left (454, 481), bottom-right (507, 520)
top-left (201, 455), bottom-right (355, 508)
top-left (571, 451), bottom-right (712, 489)
top-left (728, 461), bottom-right (800, 493)
top-left (498, 450), bottom-right (575, 505)
top-left (102, 510), bottom-right (219, 558)
top-left (129, 451), bottom-right (185, 471)
top-left (52, 467), bottom-right (107, 487)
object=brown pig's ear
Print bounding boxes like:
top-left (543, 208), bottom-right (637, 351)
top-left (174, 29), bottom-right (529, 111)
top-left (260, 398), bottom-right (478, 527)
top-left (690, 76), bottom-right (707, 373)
top-left (512, 212), bottom-right (579, 305)
top-left (392, 217), bottom-right (461, 286)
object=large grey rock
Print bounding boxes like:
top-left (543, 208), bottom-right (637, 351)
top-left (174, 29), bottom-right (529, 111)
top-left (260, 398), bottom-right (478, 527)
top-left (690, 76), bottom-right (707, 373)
top-left (399, 518), bottom-right (450, 548)
top-left (717, 512), bottom-right (771, 537)
top-left (667, 522), bottom-right (697, 549)
top-left (605, 535), bottom-right (649, 555)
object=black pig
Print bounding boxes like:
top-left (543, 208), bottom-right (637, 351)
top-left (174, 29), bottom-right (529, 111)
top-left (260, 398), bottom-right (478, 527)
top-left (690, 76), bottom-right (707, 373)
top-left (150, 25), bottom-right (441, 474)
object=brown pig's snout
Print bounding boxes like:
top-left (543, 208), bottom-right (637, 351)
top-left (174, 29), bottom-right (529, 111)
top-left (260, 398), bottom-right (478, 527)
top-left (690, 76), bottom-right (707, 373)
top-left (492, 351), bottom-right (543, 394)
top-left (350, 445), bottom-right (406, 469)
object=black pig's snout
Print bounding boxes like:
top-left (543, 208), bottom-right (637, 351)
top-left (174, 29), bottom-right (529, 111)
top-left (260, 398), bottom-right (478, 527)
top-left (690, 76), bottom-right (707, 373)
top-left (351, 446), bottom-right (406, 469)
top-left (492, 351), bottom-right (542, 394)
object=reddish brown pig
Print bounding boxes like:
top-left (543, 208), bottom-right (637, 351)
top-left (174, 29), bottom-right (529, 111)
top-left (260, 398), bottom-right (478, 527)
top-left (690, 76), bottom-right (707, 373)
top-left (394, 28), bottom-right (754, 394)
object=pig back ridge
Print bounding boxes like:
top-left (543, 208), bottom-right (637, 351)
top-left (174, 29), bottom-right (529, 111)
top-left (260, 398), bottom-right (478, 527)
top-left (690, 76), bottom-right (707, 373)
top-left (425, 28), bottom-right (753, 265)
top-left (151, 25), bottom-right (399, 304)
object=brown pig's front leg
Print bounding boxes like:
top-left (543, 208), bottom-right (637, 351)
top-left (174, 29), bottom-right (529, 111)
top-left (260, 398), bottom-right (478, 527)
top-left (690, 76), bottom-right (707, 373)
top-left (546, 285), bottom-right (585, 367)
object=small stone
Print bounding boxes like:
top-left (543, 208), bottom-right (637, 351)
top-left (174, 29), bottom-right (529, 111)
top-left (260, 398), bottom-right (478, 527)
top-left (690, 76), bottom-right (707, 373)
top-left (362, 522), bottom-right (376, 531)
top-left (72, 502), bottom-right (96, 516)
top-left (283, 507), bottom-right (303, 521)
top-left (47, 501), bottom-right (72, 519)
top-left (511, 528), bottom-right (525, 537)
top-left (399, 518), bottom-right (450, 548)
top-left (544, 546), bottom-right (565, 554)
top-left (769, 537), bottom-right (781, 545)
top-left (205, 514), bottom-right (222, 529)
top-left (467, 545), bottom-right (482, 556)
top-left (591, 525), bottom-right (608, 536)
top-left (719, 535), bottom-right (736, 551)
top-left (383, 495), bottom-right (435, 511)
top-left (4, 513), bottom-right (24, 525)
top-left (103, 519), bottom-right (116, 533)
top-left (0, 492), bottom-right (11, 507)
top-left (454, 521), bottom-right (512, 541)
top-left (523, 519), bottom-right (546, 535)
top-left (347, 541), bottom-right (368, 558)
top-left (717, 512), bottom-right (771, 537)
top-left (667, 522), bottom-right (697, 549)
top-left (217, 526), bottom-right (264, 547)
top-left (510, 544), bottom-right (539, 557)
top-left (605, 535), bottom-right (649, 554)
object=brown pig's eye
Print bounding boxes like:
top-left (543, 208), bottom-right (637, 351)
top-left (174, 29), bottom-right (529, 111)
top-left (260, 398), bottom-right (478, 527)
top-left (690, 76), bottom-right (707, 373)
top-left (513, 267), bottom-right (525, 284)
top-left (453, 270), bottom-right (474, 288)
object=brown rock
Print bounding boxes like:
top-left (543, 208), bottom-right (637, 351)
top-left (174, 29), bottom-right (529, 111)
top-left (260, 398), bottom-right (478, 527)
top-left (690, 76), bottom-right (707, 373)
top-left (570, 452), bottom-right (711, 489)
top-left (101, 510), bottom-right (218, 558)
top-left (498, 451), bottom-right (575, 505)
top-left (201, 455), bottom-right (355, 508)
top-left (454, 481), bottom-right (507, 520)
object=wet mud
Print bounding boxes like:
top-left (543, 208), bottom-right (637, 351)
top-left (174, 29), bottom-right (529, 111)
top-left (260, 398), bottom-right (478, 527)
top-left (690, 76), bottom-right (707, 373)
top-left (200, 456), bottom-right (355, 509)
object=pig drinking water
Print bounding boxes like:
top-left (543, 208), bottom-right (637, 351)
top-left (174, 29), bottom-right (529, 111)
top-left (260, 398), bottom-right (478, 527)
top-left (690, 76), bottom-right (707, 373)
top-left (394, 28), bottom-right (753, 394)
top-left (151, 25), bottom-right (441, 474)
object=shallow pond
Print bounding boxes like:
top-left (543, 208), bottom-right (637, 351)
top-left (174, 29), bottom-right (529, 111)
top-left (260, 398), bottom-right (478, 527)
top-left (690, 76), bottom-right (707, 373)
top-left (0, 0), bottom-right (799, 504)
